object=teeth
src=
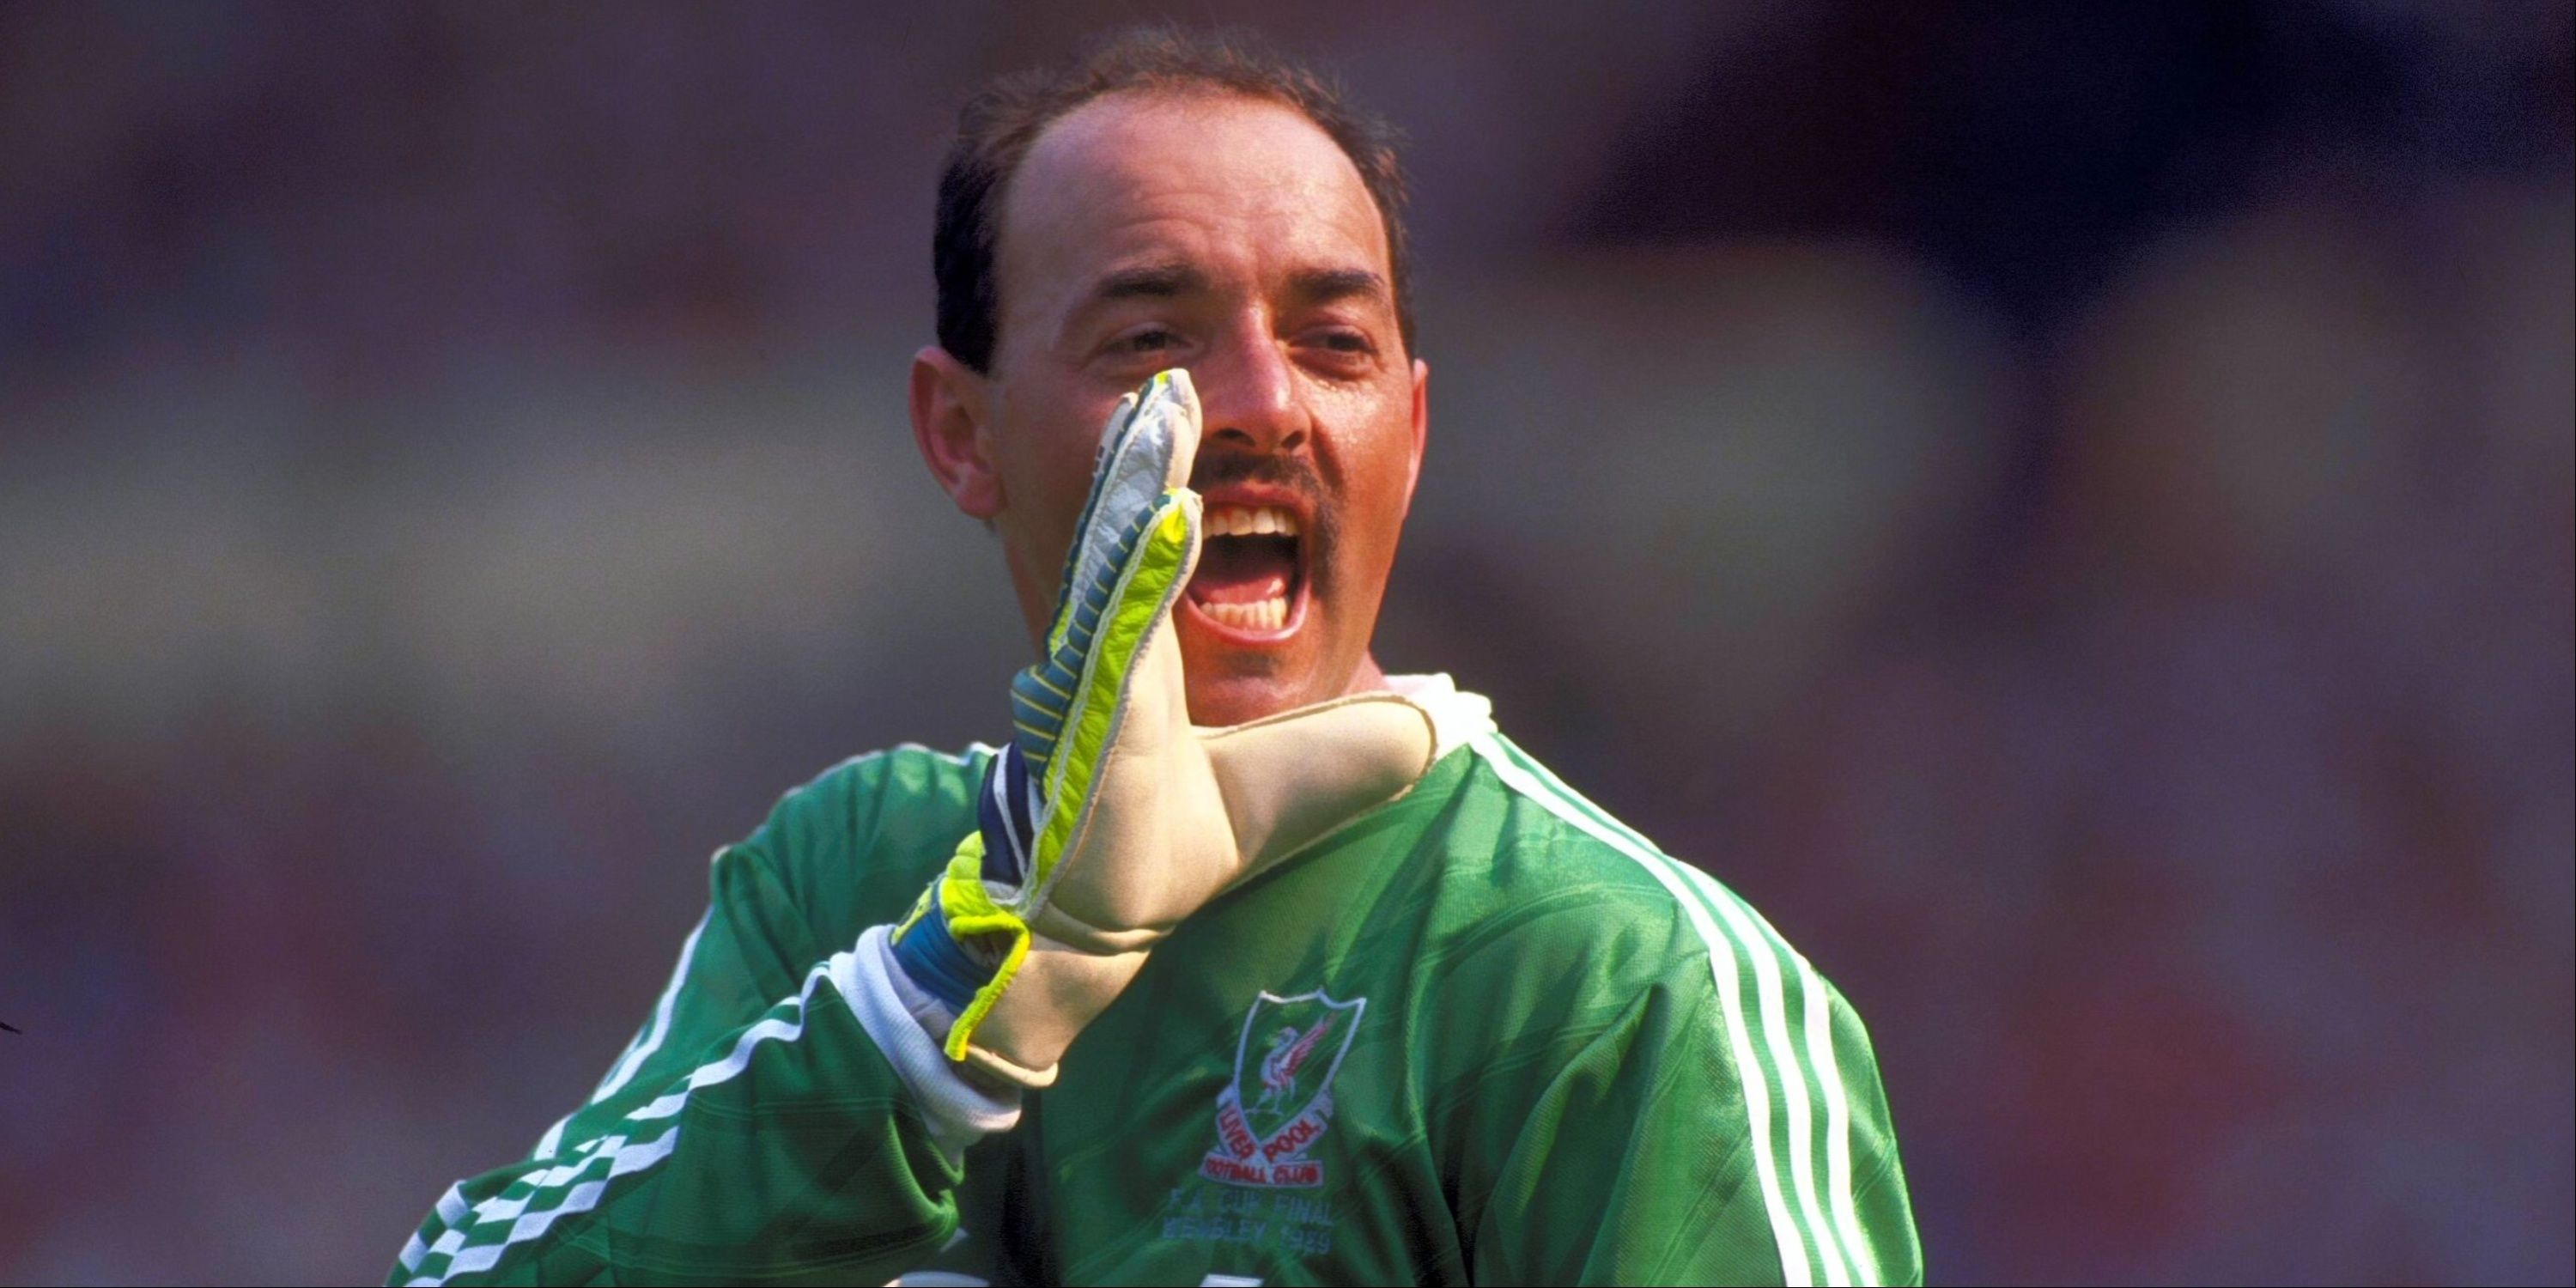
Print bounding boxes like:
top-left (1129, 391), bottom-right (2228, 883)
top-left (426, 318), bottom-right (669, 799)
top-left (1206, 505), bottom-right (1298, 538)
top-left (1200, 596), bottom-right (1290, 632)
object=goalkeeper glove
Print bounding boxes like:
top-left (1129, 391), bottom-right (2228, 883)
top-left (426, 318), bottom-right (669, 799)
top-left (890, 368), bottom-right (1437, 1088)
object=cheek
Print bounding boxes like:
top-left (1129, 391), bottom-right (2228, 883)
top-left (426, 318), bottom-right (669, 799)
top-left (1326, 423), bottom-right (1420, 574)
top-left (1039, 432), bottom-right (1098, 516)
top-left (995, 390), bottom-right (1113, 529)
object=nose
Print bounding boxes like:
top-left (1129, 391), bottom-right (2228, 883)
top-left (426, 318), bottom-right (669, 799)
top-left (1190, 323), bottom-right (1309, 456)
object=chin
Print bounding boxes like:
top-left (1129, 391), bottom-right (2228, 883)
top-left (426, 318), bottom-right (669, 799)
top-left (1179, 662), bottom-right (1304, 729)
top-left (1174, 640), bottom-right (1334, 732)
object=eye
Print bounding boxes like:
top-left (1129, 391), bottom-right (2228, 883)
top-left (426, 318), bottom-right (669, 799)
top-left (1114, 326), bottom-right (1180, 355)
top-left (1298, 325), bottom-right (1379, 369)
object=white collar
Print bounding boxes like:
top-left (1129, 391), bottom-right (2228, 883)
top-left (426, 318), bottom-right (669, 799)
top-left (1383, 672), bottom-right (1498, 761)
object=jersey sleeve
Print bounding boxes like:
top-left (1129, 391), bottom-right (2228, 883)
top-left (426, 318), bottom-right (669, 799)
top-left (388, 785), bottom-right (1014, 1285)
top-left (1459, 903), bottom-right (1922, 1287)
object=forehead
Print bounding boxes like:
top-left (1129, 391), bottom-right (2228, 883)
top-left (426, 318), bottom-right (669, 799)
top-left (994, 91), bottom-right (1390, 319)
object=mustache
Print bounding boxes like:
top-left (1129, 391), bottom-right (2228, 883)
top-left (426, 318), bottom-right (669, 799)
top-left (1190, 450), bottom-right (1317, 495)
top-left (1185, 453), bottom-right (1340, 523)
top-left (1188, 452), bottom-right (1339, 551)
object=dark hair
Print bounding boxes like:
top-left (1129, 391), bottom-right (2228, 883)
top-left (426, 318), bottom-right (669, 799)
top-left (933, 26), bottom-right (1414, 374)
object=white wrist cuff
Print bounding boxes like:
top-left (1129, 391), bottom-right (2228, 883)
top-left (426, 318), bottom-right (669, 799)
top-left (833, 925), bottom-right (1021, 1162)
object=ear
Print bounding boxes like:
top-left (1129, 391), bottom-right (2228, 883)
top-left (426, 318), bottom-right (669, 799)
top-left (1402, 356), bottom-right (1430, 509)
top-left (911, 346), bottom-right (1003, 519)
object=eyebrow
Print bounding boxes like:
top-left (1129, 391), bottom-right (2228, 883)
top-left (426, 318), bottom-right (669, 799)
top-left (1090, 261), bottom-right (1209, 303)
top-left (1080, 262), bottom-right (1390, 310)
top-left (1284, 265), bottom-right (1389, 308)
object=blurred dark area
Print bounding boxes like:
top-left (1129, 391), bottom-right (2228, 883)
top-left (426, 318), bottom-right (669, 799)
top-left (2, 2), bottom-right (2568, 1283)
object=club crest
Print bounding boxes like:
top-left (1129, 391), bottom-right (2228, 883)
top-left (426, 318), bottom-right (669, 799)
top-left (1199, 990), bottom-right (1365, 1188)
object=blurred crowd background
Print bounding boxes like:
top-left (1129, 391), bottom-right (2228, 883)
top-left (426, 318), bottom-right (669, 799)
top-left (3, 3), bottom-right (2567, 1283)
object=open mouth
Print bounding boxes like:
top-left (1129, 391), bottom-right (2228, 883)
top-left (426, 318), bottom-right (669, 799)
top-left (1185, 502), bottom-right (1308, 639)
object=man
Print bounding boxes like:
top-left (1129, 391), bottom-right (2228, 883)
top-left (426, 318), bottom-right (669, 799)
top-left (392, 28), bottom-right (1920, 1287)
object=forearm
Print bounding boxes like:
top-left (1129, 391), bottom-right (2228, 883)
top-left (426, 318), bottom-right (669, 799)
top-left (392, 931), bottom-right (1016, 1286)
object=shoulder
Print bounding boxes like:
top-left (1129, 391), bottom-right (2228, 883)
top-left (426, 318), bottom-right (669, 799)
top-left (1431, 732), bottom-right (1756, 973)
top-left (1420, 735), bottom-right (1919, 1288)
top-left (1424, 737), bottom-right (1911, 1204)
top-left (1421, 731), bottom-right (1866, 1059)
top-left (735, 741), bottom-right (993, 949)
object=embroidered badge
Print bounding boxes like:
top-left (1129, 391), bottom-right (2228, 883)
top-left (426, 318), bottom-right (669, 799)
top-left (1199, 990), bottom-right (1365, 1188)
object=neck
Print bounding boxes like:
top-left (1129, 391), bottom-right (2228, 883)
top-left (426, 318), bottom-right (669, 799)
top-left (1346, 652), bottom-right (1392, 696)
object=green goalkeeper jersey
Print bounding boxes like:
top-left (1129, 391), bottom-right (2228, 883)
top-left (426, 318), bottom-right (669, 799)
top-left (392, 677), bottom-right (1920, 1286)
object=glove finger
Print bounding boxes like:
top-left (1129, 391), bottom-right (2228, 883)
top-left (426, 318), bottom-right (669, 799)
top-left (1040, 392), bottom-right (1131, 650)
top-left (1013, 368), bottom-right (1203, 772)
top-left (1146, 367), bottom-right (1202, 491)
top-left (1044, 368), bottom-right (1201, 653)
top-left (975, 744), bottom-right (1038, 884)
top-left (1017, 486), bottom-right (1201, 895)
top-left (1010, 476), bottom-right (1200, 774)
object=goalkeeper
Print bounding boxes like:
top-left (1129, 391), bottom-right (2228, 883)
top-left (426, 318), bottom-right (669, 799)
top-left (392, 28), bottom-right (1921, 1288)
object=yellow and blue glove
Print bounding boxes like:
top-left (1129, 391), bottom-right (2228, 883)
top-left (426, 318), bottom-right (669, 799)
top-left (890, 369), bottom-right (1438, 1088)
